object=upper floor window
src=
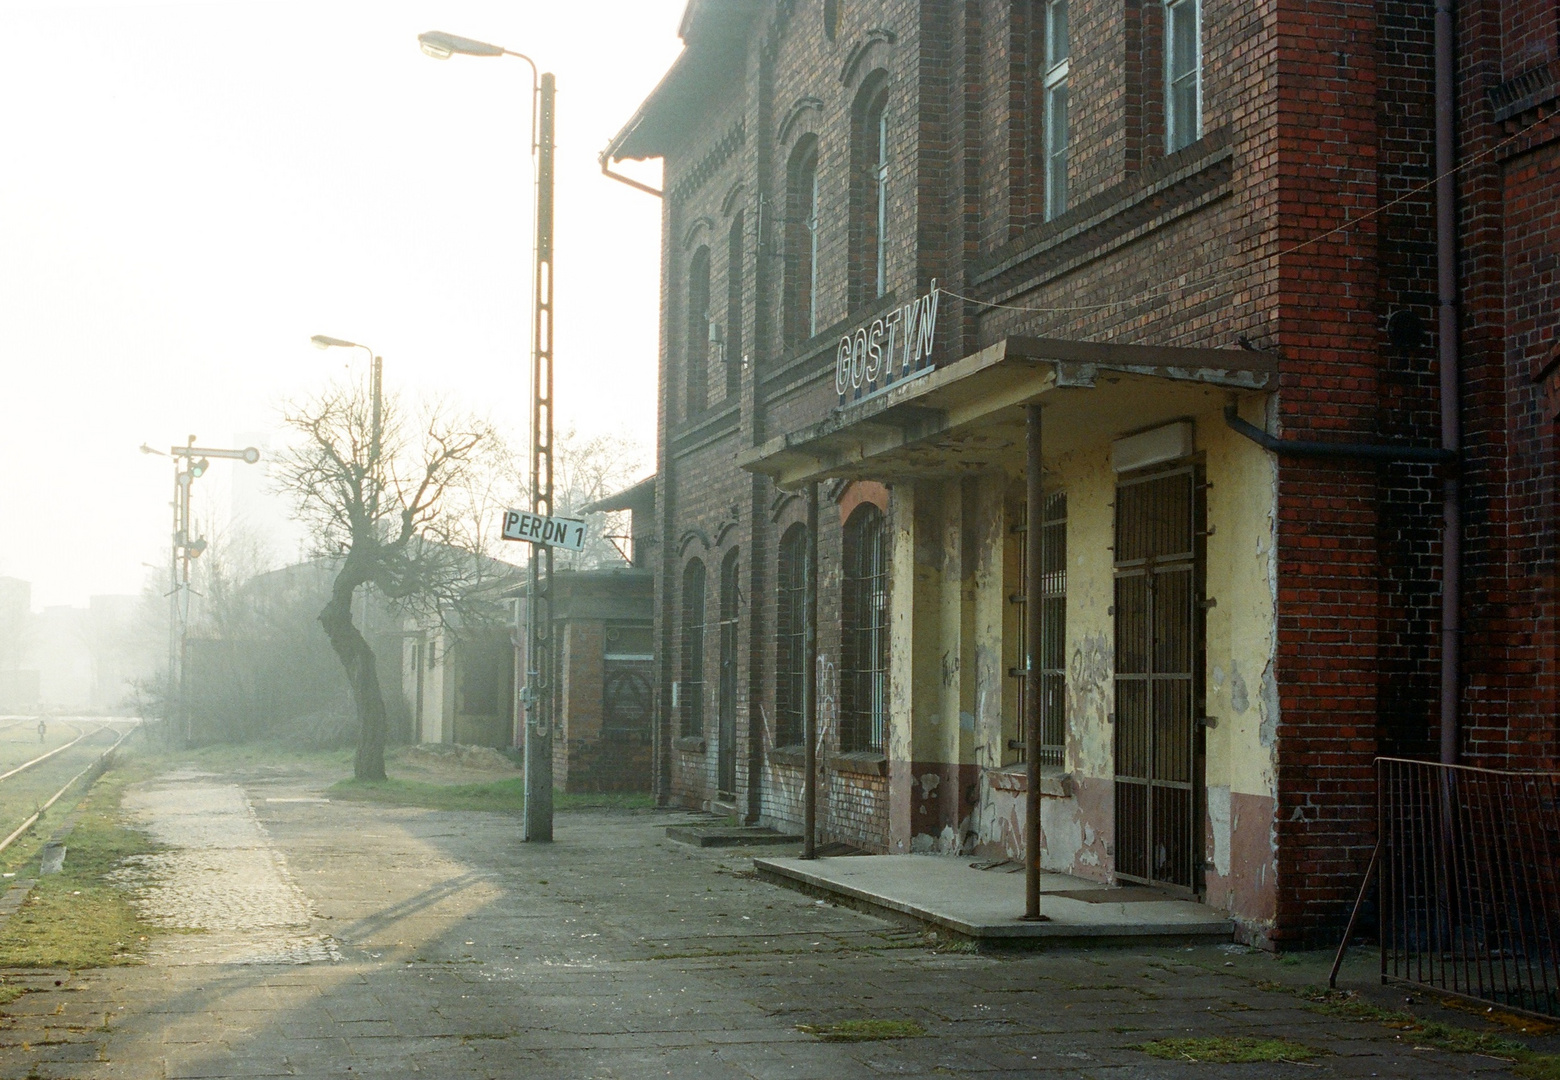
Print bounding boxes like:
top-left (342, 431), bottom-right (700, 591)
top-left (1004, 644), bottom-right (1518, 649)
top-left (725, 212), bottom-right (744, 399)
top-left (1043, 0), bottom-right (1070, 219)
top-left (679, 558), bottom-right (707, 738)
top-left (774, 523), bottom-right (808, 748)
top-left (685, 246), bottom-right (711, 417)
top-left (1165, 0), bottom-right (1201, 153)
top-left (853, 80), bottom-right (890, 301)
top-left (841, 503), bottom-right (889, 752)
top-left (785, 139), bottom-right (821, 346)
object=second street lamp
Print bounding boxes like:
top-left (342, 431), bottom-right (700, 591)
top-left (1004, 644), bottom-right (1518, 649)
top-left (311, 335), bottom-right (383, 512)
top-left (419, 30), bottom-right (558, 844)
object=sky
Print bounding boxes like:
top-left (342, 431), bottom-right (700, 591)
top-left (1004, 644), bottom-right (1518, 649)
top-left (0, 0), bottom-right (681, 609)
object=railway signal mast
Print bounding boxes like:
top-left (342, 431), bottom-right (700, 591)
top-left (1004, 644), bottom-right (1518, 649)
top-left (140, 437), bottom-right (261, 744)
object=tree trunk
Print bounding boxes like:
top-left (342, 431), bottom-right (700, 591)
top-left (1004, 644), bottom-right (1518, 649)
top-left (319, 562), bottom-right (388, 781)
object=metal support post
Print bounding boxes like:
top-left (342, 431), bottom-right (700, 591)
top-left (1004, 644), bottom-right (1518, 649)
top-left (523, 72), bottom-right (557, 842)
top-left (1023, 405), bottom-right (1048, 921)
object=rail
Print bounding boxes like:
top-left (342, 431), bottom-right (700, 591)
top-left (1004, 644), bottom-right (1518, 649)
top-left (1376, 756), bottom-right (1560, 1018)
top-left (0, 723), bottom-right (139, 856)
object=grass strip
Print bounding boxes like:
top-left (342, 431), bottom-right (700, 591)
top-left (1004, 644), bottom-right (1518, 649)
top-left (1134, 1036), bottom-right (1318, 1063)
top-left (797, 1019), bottom-right (927, 1042)
top-left (0, 762), bottom-right (164, 970)
top-left (329, 776), bottom-right (654, 813)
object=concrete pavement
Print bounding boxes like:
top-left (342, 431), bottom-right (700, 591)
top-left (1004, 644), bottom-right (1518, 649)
top-left (0, 760), bottom-right (1550, 1078)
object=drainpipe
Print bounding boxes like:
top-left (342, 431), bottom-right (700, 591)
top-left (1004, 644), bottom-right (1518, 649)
top-left (1435, 0), bottom-right (1462, 766)
top-left (802, 482), bottom-right (820, 858)
top-left (1023, 406), bottom-right (1048, 921)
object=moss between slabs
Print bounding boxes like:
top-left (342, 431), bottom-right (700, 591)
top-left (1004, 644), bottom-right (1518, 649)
top-left (1133, 1036), bottom-right (1318, 1063)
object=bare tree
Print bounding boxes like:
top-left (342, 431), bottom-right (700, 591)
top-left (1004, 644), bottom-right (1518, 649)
top-left (275, 382), bottom-right (513, 780)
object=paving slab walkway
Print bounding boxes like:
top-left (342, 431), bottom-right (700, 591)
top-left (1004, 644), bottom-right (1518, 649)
top-left (0, 760), bottom-right (1554, 1079)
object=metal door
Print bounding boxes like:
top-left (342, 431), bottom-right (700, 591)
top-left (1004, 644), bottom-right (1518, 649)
top-left (1113, 466), bottom-right (1204, 892)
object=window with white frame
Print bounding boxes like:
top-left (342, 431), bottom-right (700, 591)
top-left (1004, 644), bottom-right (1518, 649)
top-left (1165, 0), bottom-right (1201, 153)
top-left (1043, 0), bottom-right (1070, 220)
top-left (871, 95), bottom-right (889, 297)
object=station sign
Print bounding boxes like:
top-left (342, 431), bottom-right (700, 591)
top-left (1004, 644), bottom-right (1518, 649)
top-left (836, 278), bottom-right (941, 407)
top-left (501, 509), bottom-right (586, 552)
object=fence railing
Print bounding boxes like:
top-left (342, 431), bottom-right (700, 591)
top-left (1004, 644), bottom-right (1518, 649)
top-left (1378, 756), bottom-right (1560, 1017)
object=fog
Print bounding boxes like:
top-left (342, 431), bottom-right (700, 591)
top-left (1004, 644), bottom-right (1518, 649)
top-left (0, 0), bottom-right (679, 611)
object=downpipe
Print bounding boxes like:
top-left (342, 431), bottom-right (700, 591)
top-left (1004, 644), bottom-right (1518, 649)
top-left (1434, 0), bottom-right (1462, 766)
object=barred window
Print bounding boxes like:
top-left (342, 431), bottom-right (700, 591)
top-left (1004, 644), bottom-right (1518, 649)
top-left (679, 559), bottom-right (706, 738)
top-left (841, 504), bottom-right (889, 752)
top-left (1011, 491), bottom-right (1067, 765)
top-left (774, 524), bottom-right (808, 748)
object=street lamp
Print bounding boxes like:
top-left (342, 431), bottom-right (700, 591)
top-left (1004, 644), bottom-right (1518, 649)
top-left (419, 29), bottom-right (557, 844)
top-left (311, 335), bottom-right (383, 500)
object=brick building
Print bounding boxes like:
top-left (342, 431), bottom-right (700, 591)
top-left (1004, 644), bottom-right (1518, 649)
top-left (605, 0), bottom-right (1559, 946)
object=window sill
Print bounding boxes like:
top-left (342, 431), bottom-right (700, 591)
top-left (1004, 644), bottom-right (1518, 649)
top-left (988, 763), bottom-right (1072, 798)
top-left (769, 744), bottom-right (806, 768)
top-left (673, 736), bottom-right (707, 754)
top-left (829, 750), bottom-right (887, 777)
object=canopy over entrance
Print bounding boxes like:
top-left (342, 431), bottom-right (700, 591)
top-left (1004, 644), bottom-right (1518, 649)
top-left (737, 336), bottom-right (1275, 489)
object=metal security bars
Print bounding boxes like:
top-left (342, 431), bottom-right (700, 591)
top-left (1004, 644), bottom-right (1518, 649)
top-left (1011, 492), bottom-right (1067, 766)
top-left (775, 524), bottom-right (808, 747)
top-left (841, 504), bottom-right (889, 752)
top-left (1379, 757), bottom-right (1560, 1017)
top-left (679, 559), bottom-right (706, 739)
top-left (1113, 466), bottom-right (1203, 891)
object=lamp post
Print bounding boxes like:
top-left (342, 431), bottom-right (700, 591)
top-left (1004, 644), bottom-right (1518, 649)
top-left (419, 29), bottom-right (557, 844)
top-left (311, 335), bottom-right (382, 516)
top-left (141, 438), bottom-right (261, 744)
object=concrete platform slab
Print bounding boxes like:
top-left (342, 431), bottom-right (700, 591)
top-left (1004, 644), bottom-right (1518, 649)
top-left (666, 824), bottom-right (802, 848)
top-left (753, 854), bottom-right (1233, 947)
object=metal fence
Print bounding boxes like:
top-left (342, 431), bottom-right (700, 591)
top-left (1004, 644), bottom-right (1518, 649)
top-left (1379, 756), bottom-right (1560, 1016)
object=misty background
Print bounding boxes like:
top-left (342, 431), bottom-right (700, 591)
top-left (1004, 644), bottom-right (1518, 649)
top-left (0, 1), bottom-right (677, 713)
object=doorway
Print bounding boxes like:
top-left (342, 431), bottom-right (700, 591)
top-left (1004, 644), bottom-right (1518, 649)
top-left (1113, 465), bottom-right (1205, 892)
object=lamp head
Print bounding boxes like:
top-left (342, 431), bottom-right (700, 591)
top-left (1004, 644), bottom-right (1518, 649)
top-left (418, 30), bottom-right (505, 59)
top-left (311, 334), bottom-right (357, 350)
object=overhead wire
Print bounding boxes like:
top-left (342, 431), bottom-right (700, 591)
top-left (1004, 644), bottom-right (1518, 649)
top-left (938, 119), bottom-right (1552, 319)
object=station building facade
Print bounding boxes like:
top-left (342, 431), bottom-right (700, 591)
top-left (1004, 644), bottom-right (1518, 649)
top-left (606, 0), bottom-right (1560, 947)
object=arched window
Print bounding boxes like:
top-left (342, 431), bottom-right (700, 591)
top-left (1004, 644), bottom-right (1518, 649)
top-left (725, 212), bottom-right (744, 399)
top-left (784, 138), bottom-right (821, 346)
top-left (680, 558), bottom-right (707, 738)
top-left (841, 504), bottom-right (888, 751)
top-left (852, 77), bottom-right (890, 304)
top-left (774, 523), bottom-right (808, 747)
top-left (686, 246), bottom-right (711, 418)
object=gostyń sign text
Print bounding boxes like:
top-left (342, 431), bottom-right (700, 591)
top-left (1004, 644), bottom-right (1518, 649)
top-left (835, 278), bottom-right (940, 407)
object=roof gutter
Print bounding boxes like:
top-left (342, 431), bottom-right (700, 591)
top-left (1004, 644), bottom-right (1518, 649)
top-left (1223, 405), bottom-right (1456, 464)
top-left (599, 147), bottom-right (663, 198)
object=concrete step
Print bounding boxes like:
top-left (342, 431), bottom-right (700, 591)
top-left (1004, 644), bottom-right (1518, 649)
top-left (666, 824), bottom-right (803, 848)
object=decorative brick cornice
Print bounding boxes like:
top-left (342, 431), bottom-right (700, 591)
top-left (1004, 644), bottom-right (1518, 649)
top-left (667, 120), bottom-right (747, 205)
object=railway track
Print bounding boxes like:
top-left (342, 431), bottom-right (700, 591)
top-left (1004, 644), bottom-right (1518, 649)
top-left (0, 720), bottom-right (140, 858)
